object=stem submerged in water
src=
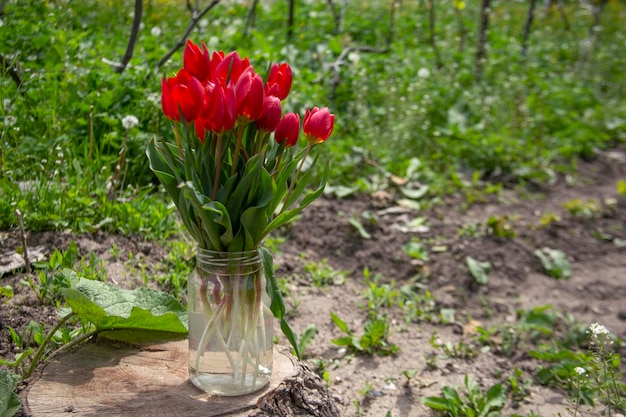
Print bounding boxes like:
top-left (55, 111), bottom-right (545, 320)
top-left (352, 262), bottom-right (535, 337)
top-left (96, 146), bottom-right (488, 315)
top-left (191, 254), bottom-right (271, 394)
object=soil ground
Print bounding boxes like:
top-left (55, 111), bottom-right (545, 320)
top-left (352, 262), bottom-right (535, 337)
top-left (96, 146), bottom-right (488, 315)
top-left (1, 148), bottom-right (626, 417)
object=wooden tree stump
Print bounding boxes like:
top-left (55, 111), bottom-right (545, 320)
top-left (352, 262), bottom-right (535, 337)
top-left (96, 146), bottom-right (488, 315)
top-left (23, 339), bottom-right (340, 417)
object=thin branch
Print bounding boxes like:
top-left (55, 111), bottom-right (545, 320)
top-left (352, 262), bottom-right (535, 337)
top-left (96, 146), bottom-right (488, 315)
top-left (588, 0), bottom-right (608, 38)
top-left (475, 0), bottom-right (491, 82)
top-left (0, 0), bottom-right (7, 15)
top-left (329, 0), bottom-right (399, 101)
top-left (244, 0), bottom-right (261, 36)
top-left (521, 0), bottom-right (537, 56)
top-left (326, 0), bottom-right (342, 34)
top-left (156, 0), bottom-right (222, 70)
top-left (1, 53), bottom-right (24, 92)
top-left (427, 0), bottom-right (443, 68)
top-left (114, 0), bottom-right (143, 74)
top-left (287, 0), bottom-right (295, 41)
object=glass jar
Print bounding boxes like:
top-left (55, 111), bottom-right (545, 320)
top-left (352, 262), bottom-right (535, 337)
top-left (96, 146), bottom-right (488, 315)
top-left (188, 249), bottom-right (273, 395)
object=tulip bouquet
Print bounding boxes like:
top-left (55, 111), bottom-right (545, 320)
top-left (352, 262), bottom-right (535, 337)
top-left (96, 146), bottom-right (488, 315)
top-left (147, 40), bottom-right (334, 393)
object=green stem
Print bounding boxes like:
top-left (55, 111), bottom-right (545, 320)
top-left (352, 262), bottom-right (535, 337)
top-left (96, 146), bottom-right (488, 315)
top-left (212, 135), bottom-right (223, 200)
top-left (23, 312), bottom-right (77, 380)
top-left (230, 123), bottom-right (246, 176)
top-left (280, 143), bottom-right (313, 214)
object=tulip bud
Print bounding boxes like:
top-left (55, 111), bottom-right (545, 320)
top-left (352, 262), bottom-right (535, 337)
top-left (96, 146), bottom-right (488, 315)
top-left (274, 113), bottom-right (300, 147)
top-left (255, 96), bottom-right (283, 132)
top-left (265, 62), bottom-right (293, 100)
top-left (303, 107), bottom-right (334, 144)
top-left (198, 82), bottom-right (237, 134)
top-left (183, 40), bottom-right (211, 83)
top-left (214, 51), bottom-right (250, 86)
top-left (235, 68), bottom-right (265, 121)
top-left (161, 69), bottom-right (204, 122)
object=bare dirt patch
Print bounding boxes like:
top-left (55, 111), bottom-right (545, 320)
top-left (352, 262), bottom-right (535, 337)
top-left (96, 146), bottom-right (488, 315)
top-left (1, 148), bottom-right (625, 416)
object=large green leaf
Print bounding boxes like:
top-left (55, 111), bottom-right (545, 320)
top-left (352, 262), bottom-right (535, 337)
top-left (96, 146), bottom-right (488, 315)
top-left (0, 370), bottom-right (21, 417)
top-left (60, 272), bottom-right (188, 343)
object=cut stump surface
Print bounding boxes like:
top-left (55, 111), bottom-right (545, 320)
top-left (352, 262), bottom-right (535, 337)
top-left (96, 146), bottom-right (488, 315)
top-left (24, 339), bottom-right (335, 417)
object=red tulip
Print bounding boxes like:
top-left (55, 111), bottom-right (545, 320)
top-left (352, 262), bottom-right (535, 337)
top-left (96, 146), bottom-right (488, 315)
top-left (274, 113), bottom-right (300, 147)
top-left (161, 69), bottom-right (204, 122)
top-left (265, 62), bottom-right (293, 100)
top-left (235, 67), bottom-right (265, 121)
top-left (255, 96), bottom-right (282, 132)
top-left (196, 81), bottom-right (237, 137)
top-left (214, 51), bottom-right (250, 86)
top-left (209, 50), bottom-right (225, 81)
top-left (303, 107), bottom-right (334, 144)
top-left (183, 40), bottom-right (211, 83)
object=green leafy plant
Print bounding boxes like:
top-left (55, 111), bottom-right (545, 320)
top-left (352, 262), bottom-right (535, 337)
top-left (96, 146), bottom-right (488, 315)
top-left (506, 367), bottom-right (533, 403)
top-left (304, 258), bottom-right (348, 287)
top-left (0, 370), bottom-right (21, 417)
top-left (297, 324), bottom-right (318, 358)
top-left (534, 248), bottom-right (571, 279)
top-left (486, 215), bottom-right (517, 238)
top-left (348, 212), bottom-right (374, 239)
top-left (330, 311), bottom-right (398, 356)
top-left (362, 268), bottom-right (399, 311)
top-left (466, 256), bottom-right (491, 285)
top-left (562, 198), bottom-right (600, 219)
top-left (402, 238), bottom-right (429, 261)
top-left (60, 270), bottom-right (188, 343)
top-left (421, 376), bottom-right (506, 417)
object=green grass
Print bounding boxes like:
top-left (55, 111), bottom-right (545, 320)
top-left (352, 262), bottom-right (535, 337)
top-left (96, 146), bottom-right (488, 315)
top-left (1, 1), bottom-right (625, 234)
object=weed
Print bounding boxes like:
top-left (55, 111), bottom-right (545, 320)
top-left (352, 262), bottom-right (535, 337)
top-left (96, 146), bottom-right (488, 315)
top-left (297, 324), bottom-right (317, 358)
top-left (401, 369), bottom-right (419, 386)
top-left (507, 367), bottom-right (533, 403)
top-left (430, 332), bottom-right (479, 360)
top-left (348, 211), bottom-right (377, 239)
top-left (421, 375), bottom-right (506, 417)
top-left (362, 268), bottom-right (399, 311)
top-left (535, 248), bottom-right (571, 279)
top-left (330, 311), bottom-right (399, 356)
top-left (304, 258), bottom-right (348, 287)
top-left (402, 238), bottom-right (429, 261)
top-left (466, 256), bottom-right (491, 286)
top-left (538, 212), bottom-right (561, 227)
top-left (486, 215), bottom-right (517, 238)
top-left (562, 198), bottom-right (600, 219)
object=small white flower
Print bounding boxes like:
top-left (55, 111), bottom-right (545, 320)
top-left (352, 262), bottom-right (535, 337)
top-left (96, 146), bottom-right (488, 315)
top-left (417, 67), bottom-right (430, 79)
top-left (5, 115), bottom-right (17, 126)
top-left (150, 26), bottom-right (162, 37)
top-left (122, 115), bottom-right (139, 129)
top-left (574, 367), bottom-right (586, 375)
top-left (588, 323), bottom-right (610, 336)
top-left (146, 93), bottom-right (160, 107)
